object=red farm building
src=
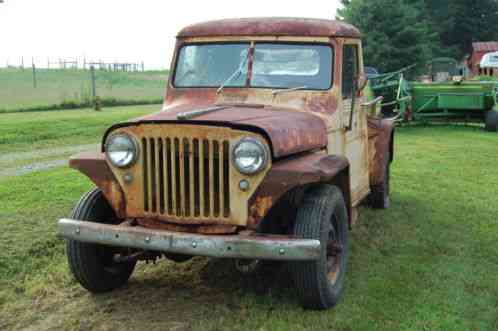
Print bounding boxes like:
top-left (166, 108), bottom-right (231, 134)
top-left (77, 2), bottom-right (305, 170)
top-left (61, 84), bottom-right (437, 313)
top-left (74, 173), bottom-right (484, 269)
top-left (468, 42), bottom-right (498, 76)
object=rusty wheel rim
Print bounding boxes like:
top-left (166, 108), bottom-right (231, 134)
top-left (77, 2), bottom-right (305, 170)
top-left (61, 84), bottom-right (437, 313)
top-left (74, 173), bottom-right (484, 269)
top-left (326, 215), bottom-right (343, 284)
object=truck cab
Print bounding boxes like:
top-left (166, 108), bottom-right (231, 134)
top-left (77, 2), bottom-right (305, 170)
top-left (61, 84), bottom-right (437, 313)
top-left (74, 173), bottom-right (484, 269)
top-left (58, 18), bottom-right (394, 310)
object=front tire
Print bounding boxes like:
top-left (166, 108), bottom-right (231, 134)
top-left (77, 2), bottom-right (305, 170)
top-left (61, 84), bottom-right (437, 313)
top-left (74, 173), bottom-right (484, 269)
top-left (66, 188), bottom-right (136, 293)
top-left (291, 185), bottom-right (349, 310)
top-left (485, 110), bottom-right (498, 132)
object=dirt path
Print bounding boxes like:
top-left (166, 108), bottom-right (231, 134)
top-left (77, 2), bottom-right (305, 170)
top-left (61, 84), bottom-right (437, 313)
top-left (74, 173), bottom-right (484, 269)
top-left (0, 143), bottom-right (98, 163)
top-left (0, 144), bottom-right (99, 179)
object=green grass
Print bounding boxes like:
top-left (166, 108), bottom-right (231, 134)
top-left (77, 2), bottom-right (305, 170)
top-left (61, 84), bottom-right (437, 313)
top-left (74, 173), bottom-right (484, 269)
top-left (1, 125), bottom-right (498, 330)
top-left (0, 104), bottom-right (160, 154)
top-left (0, 68), bottom-right (168, 112)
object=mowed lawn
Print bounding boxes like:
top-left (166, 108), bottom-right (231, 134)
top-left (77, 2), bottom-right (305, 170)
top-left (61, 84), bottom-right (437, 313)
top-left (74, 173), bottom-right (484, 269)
top-left (0, 104), bottom-right (161, 154)
top-left (0, 68), bottom-right (167, 112)
top-left (0, 123), bottom-right (497, 331)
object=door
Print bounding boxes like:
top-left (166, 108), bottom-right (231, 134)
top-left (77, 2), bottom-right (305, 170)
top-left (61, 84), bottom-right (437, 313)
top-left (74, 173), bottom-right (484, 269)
top-left (341, 42), bottom-right (370, 205)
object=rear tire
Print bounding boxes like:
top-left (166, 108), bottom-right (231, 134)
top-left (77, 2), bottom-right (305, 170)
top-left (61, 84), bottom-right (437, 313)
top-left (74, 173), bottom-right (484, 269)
top-left (66, 188), bottom-right (136, 293)
top-left (290, 185), bottom-right (349, 310)
top-left (485, 110), bottom-right (498, 132)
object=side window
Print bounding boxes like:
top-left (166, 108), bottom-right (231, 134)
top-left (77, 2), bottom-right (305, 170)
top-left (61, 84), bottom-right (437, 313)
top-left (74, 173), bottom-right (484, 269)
top-left (342, 44), bottom-right (358, 99)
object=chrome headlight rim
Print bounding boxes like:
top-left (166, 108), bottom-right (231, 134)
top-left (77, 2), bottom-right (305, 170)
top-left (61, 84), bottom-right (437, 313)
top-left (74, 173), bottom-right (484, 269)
top-left (231, 137), bottom-right (270, 176)
top-left (104, 132), bottom-right (139, 169)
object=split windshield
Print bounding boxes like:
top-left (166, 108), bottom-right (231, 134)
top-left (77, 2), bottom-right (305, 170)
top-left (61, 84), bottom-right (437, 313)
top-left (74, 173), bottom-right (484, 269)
top-left (174, 43), bottom-right (333, 90)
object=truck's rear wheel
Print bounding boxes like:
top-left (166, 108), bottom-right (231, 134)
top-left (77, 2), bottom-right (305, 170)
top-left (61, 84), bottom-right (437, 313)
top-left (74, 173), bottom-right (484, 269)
top-left (369, 151), bottom-right (391, 209)
top-left (485, 110), bottom-right (498, 132)
top-left (66, 188), bottom-right (136, 293)
top-left (290, 185), bottom-right (349, 310)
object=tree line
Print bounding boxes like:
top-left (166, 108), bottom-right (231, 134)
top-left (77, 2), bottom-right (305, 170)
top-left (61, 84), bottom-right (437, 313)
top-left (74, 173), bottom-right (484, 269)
top-left (338, 0), bottom-right (498, 74)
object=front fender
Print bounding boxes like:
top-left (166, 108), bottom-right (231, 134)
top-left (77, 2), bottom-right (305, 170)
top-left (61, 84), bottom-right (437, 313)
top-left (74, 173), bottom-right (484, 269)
top-left (248, 153), bottom-right (351, 229)
top-left (69, 152), bottom-right (126, 218)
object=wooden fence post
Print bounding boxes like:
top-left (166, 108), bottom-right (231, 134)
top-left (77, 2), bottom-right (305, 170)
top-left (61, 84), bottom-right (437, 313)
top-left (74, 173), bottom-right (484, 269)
top-left (90, 65), bottom-right (97, 99)
top-left (32, 63), bottom-right (37, 88)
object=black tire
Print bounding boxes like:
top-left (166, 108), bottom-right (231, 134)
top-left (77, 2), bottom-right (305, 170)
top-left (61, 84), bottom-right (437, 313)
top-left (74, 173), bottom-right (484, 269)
top-left (164, 253), bottom-right (193, 263)
top-left (290, 185), bottom-right (349, 310)
top-left (66, 188), bottom-right (136, 293)
top-left (485, 110), bottom-right (498, 132)
top-left (369, 151), bottom-right (391, 209)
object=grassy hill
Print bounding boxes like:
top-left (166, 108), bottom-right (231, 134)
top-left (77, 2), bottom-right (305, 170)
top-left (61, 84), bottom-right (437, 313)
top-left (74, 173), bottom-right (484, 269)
top-left (0, 68), bottom-right (168, 112)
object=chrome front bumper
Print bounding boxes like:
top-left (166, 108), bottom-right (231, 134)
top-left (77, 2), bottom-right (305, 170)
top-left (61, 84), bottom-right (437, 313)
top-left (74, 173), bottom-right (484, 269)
top-left (57, 219), bottom-right (321, 261)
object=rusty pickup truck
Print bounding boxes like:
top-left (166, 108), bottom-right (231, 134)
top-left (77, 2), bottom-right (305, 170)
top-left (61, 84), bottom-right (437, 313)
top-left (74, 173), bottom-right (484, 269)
top-left (58, 17), bottom-right (395, 310)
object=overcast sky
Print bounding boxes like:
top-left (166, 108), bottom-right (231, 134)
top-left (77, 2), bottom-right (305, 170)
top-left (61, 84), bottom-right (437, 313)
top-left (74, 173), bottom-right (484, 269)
top-left (0, 0), bottom-right (341, 70)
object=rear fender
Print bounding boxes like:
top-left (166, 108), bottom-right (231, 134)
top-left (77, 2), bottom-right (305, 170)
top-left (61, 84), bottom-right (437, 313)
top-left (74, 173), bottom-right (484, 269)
top-left (367, 117), bottom-right (395, 187)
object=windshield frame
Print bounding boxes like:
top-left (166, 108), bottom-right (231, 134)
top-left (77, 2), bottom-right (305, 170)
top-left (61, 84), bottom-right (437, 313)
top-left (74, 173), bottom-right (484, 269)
top-left (171, 41), bottom-right (335, 92)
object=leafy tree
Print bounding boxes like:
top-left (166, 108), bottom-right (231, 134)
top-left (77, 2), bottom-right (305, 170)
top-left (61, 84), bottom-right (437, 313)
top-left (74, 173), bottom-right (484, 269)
top-left (339, 0), bottom-right (498, 72)
top-left (422, 0), bottom-right (498, 58)
top-left (337, 0), bottom-right (436, 74)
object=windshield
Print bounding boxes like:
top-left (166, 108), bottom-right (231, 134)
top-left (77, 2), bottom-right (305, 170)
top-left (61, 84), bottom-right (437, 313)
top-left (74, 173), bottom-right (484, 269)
top-left (174, 43), bottom-right (250, 88)
top-left (174, 43), bottom-right (333, 90)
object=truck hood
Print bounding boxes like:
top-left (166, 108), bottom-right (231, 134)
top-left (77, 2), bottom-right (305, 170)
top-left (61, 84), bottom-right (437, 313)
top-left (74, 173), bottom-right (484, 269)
top-left (111, 104), bottom-right (327, 158)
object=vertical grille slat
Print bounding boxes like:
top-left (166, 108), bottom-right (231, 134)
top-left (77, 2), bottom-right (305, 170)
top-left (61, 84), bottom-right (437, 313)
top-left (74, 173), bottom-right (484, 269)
top-left (171, 138), bottom-right (178, 215)
top-left (223, 141), bottom-right (230, 218)
top-left (189, 138), bottom-right (195, 218)
top-left (155, 137), bottom-right (163, 214)
top-left (148, 138), bottom-right (156, 213)
top-left (208, 140), bottom-right (215, 217)
top-left (199, 140), bottom-right (206, 217)
top-left (142, 134), bottom-right (231, 221)
top-left (142, 138), bottom-right (149, 212)
top-left (219, 141), bottom-right (225, 218)
top-left (179, 138), bottom-right (186, 216)
top-left (163, 138), bottom-right (170, 215)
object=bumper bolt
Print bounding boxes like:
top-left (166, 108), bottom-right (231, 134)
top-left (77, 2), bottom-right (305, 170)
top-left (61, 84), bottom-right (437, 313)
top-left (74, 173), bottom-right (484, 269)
top-left (279, 248), bottom-right (285, 255)
top-left (145, 236), bottom-right (151, 243)
top-left (75, 228), bottom-right (80, 235)
top-left (192, 242), bottom-right (197, 248)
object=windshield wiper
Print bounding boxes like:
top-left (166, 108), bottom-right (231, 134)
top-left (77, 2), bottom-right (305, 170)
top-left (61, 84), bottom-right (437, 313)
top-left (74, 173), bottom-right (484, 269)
top-left (217, 52), bottom-right (249, 94)
top-left (271, 86), bottom-right (308, 96)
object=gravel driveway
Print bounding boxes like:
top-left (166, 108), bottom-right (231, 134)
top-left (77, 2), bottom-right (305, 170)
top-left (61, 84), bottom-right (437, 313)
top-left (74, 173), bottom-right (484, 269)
top-left (0, 144), bottom-right (99, 178)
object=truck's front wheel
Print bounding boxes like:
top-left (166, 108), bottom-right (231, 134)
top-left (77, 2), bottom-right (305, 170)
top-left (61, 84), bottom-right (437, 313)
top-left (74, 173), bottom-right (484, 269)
top-left (66, 188), bottom-right (136, 293)
top-left (291, 185), bottom-right (349, 310)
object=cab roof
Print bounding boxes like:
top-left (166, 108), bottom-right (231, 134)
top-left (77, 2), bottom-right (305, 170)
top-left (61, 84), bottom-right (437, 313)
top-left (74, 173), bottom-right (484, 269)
top-left (177, 17), bottom-right (361, 39)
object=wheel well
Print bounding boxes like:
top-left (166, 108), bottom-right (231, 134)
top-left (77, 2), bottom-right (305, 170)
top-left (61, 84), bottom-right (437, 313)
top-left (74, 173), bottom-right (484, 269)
top-left (256, 166), bottom-right (352, 234)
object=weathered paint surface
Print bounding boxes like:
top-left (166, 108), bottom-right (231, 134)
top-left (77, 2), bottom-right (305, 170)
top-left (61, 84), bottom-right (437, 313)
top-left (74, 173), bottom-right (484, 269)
top-left (177, 17), bottom-right (361, 39)
top-left (116, 105), bottom-right (328, 158)
top-left (248, 153), bottom-right (351, 229)
top-left (69, 152), bottom-right (126, 218)
top-left (367, 117), bottom-right (395, 186)
top-left (73, 18), bottom-right (395, 234)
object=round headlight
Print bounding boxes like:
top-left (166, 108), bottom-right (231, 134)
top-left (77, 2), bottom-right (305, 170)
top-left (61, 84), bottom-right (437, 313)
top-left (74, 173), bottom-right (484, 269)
top-left (105, 133), bottom-right (138, 168)
top-left (232, 138), bottom-right (269, 175)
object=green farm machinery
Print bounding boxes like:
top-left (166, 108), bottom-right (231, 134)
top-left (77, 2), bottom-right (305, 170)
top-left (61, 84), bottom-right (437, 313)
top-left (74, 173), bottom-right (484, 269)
top-left (368, 62), bottom-right (498, 132)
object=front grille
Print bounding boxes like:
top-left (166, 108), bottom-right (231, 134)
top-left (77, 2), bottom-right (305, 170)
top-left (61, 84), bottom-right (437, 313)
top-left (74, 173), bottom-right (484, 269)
top-left (141, 137), bottom-right (230, 220)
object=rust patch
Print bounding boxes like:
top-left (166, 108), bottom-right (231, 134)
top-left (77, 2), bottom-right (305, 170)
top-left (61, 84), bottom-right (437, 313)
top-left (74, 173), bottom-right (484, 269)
top-left (137, 218), bottom-right (237, 234)
top-left (69, 152), bottom-right (126, 218)
top-left (111, 105), bottom-right (328, 159)
top-left (367, 117), bottom-right (395, 186)
top-left (246, 153), bottom-right (351, 229)
top-left (177, 18), bottom-right (361, 39)
top-left (248, 196), bottom-right (273, 228)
